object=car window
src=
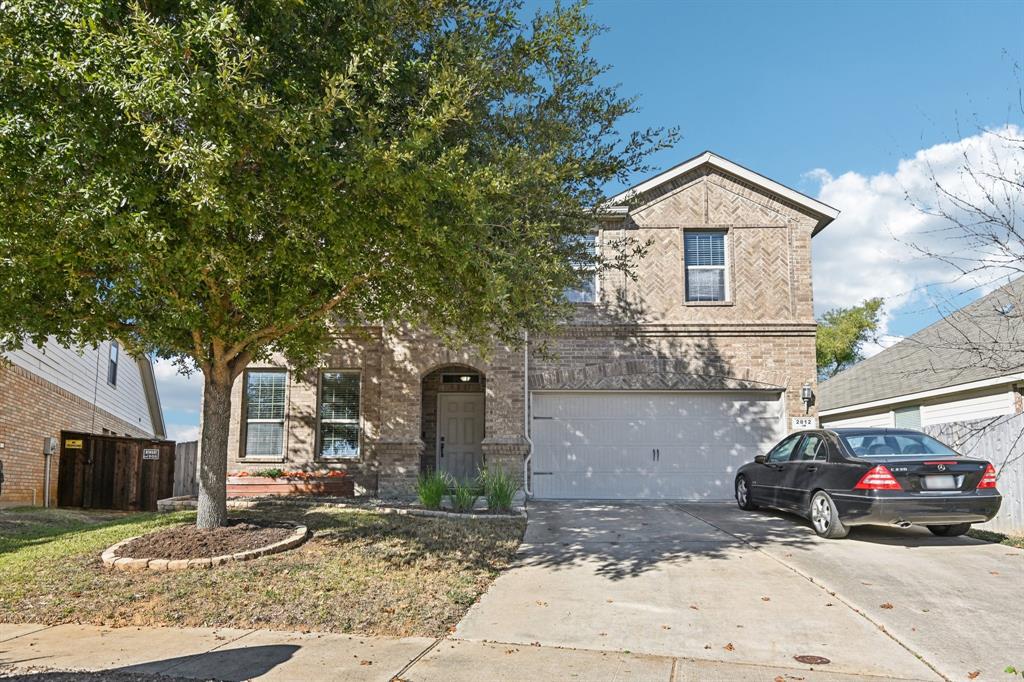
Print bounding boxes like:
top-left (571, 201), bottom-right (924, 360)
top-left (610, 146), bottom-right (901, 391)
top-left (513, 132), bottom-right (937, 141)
top-left (767, 434), bottom-right (802, 463)
top-left (794, 434), bottom-right (824, 461)
top-left (840, 433), bottom-right (958, 457)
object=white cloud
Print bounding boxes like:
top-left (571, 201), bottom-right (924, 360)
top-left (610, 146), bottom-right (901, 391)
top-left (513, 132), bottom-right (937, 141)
top-left (152, 357), bottom-right (203, 414)
top-left (810, 125), bottom-right (1023, 340)
top-left (166, 423), bottom-right (201, 442)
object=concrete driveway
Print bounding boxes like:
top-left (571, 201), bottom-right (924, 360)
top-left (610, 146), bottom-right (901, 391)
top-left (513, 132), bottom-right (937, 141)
top-left (455, 501), bottom-right (1024, 681)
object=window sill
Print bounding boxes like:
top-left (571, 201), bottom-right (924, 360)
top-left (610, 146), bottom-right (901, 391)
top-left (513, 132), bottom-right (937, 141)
top-left (241, 456), bottom-right (286, 463)
top-left (684, 300), bottom-right (734, 307)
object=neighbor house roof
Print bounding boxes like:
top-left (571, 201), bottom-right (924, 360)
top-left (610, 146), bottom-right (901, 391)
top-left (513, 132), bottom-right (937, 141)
top-left (136, 354), bottom-right (167, 439)
top-left (606, 150), bottom-right (840, 235)
top-left (819, 277), bottom-right (1024, 413)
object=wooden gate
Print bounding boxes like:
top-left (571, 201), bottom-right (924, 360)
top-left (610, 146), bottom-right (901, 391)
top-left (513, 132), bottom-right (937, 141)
top-left (57, 432), bottom-right (175, 511)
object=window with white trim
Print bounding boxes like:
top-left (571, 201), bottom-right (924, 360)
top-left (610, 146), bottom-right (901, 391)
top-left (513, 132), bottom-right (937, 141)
top-left (107, 341), bottom-right (119, 387)
top-left (684, 230), bottom-right (728, 302)
top-left (243, 370), bottom-right (286, 457)
top-left (318, 371), bottom-right (360, 458)
top-left (564, 233), bottom-right (598, 303)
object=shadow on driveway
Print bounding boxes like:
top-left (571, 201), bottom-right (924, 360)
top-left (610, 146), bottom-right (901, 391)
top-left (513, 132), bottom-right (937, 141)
top-left (517, 500), bottom-right (818, 579)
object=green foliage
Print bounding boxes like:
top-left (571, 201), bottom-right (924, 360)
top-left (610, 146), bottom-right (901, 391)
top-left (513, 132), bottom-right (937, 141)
top-left (451, 479), bottom-right (479, 513)
top-left (0, 0), bottom-right (672, 525)
top-left (0, 0), bottom-right (672, 366)
top-left (816, 298), bottom-right (884, 379)
top-left (416, 470), bottom-right (449, 510)
top-left (480, 468), bottom-right (519, 512)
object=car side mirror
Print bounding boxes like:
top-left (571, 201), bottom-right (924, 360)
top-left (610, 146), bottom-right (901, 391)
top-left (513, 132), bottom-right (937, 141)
top-left (754, 455), bottom-right (767, 465)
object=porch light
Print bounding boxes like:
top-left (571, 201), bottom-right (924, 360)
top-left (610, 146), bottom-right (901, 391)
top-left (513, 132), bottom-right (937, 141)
top-left (801, 382), bottom-right (814, 413)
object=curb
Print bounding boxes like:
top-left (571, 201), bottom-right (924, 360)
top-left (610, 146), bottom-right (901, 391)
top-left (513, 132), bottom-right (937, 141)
top-left (101, 525), bottom-right (310, 572)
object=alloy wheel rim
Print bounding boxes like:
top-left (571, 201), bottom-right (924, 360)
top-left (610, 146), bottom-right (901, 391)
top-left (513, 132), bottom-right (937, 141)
top-left (737, 479), bottom-right (748, 505)
top-left (812, 496), bottom-right (831, 532)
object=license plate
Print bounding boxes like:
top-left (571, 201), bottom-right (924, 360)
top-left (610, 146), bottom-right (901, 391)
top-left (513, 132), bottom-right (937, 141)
top-left (923, 475), bottom-right (957, 490)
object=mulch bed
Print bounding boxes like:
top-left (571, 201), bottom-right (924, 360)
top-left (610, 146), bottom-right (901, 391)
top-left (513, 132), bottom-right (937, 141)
top-left (115, 519), bottom-right (294, 561)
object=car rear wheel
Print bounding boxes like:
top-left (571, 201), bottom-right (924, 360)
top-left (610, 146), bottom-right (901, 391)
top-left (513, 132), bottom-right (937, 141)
top-left (735, 476), bottom-right (758, 511)
top-left (810, 491), bottom-right (849, 539)
top-left (927, 523), bottom-right (972, 537)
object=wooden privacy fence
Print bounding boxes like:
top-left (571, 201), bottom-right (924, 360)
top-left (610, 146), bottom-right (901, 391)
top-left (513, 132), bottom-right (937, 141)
top-left (57, 432), bottom-right (175, 512)
top-left (925, 413), bottom-right (1024, 535)
top-left (173, 441), bottom-right (199, 497)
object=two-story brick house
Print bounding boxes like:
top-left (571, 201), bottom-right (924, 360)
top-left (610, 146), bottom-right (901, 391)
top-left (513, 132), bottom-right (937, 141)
top-left (221, 151), bottom-right (837, 500)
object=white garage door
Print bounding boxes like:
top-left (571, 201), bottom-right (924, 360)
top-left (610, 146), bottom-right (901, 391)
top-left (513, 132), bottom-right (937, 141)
top-left (531, 391), bottom-right (785, 500)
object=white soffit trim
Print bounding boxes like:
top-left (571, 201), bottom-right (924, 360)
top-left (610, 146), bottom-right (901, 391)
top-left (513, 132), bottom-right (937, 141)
top-left (609, 151), bottom-right (840, 235)
top-left (819, 373), bottom-right (1024, 417)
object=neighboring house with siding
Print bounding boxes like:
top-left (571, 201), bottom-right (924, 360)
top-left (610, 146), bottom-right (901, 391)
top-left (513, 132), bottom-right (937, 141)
top-left (819, 278), bottom-right (1024, 532)
top-left (218, 151), bottom-right (838, 501)
top-left (0, 338), bottom-right (166, 506)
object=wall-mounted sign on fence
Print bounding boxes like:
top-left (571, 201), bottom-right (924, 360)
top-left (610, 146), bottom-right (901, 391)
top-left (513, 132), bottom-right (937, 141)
top-left (142, 448), bottom-right (160, 460)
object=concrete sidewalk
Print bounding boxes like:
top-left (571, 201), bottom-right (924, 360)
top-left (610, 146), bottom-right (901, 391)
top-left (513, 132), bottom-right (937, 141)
top-left (1, 623), bottom-right (924, 681)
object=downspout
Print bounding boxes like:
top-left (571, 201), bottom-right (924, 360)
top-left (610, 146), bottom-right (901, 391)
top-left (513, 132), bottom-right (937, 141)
top-left (523, 331), bottom-right (533, 497)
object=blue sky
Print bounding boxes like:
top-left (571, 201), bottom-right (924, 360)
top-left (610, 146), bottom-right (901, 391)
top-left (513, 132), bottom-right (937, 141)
top-left (156, 0), bottom-right (1024, 440)
top-left (585, 0), bottom-right (1023, 197)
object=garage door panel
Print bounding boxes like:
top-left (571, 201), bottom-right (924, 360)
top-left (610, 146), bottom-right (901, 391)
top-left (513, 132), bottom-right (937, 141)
top-left (531, 391), bottom-right (784, 500)
top-left (532, 472), bottom-right (738, 501)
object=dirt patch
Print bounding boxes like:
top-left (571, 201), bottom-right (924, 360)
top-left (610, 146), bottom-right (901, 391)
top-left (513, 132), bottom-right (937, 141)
top-left (115, 519), bottom-right (294, 560)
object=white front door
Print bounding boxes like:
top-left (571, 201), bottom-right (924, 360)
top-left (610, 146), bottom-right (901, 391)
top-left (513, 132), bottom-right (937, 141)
top-left (530, 391), bottom-right (785, 500)
top-left (437, 393), bottom-right (485, 481)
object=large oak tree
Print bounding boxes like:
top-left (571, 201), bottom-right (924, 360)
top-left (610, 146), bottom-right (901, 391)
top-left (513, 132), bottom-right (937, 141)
top-left (0, 0), bottom-right (671, 526)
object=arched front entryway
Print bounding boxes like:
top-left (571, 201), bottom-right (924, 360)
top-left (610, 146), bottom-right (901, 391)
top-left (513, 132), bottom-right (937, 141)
top-left (420, 364), bottom-right (486, 479)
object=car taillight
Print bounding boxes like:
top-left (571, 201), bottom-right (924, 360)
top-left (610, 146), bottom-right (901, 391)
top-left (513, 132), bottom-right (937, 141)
top-left (977, 464), bottom-right (998, 489)
top-left (854, 465), bottom-right (903, 490)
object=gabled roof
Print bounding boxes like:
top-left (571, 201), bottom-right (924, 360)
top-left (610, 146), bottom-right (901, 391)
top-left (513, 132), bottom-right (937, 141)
top-left (608, 150), bottom-right (840, 235)
top-left (136, 354), bottom-right (167, 439)
top-left (819, 277), bottom-right (1024, 413)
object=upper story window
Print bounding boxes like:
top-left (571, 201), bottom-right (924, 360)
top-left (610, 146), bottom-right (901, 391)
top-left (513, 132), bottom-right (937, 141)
top-left (318, 371), bottom-right (360, 459)
top-left (107, 341), bottom-right (119, 387)
top-left (564, 233), bottom-right (598, 304)
top-left (243, 370), bottom-right (287, 458)
top-left (684, 230), bottom-right (728, 302)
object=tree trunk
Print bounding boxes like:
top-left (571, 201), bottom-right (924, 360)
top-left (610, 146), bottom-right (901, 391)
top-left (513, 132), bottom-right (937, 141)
top-left (197, 370), bottom-right (233, 528)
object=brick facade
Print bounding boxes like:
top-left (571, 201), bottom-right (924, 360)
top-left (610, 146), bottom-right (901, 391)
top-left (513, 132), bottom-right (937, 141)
top-left (0, 362), bottom-right (152, 506)
top-left (222, 162), bottom-right (824, 497)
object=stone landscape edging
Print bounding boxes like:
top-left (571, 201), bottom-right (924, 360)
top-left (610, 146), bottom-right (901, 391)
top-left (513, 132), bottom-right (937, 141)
top-left (101, 524), bottom-right (310, 572)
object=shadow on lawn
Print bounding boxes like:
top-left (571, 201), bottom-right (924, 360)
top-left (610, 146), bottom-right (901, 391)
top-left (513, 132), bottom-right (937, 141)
top-left (0, 509), bottom-right (185, 558)
top-left (231, 498), bottom-right (526, 571)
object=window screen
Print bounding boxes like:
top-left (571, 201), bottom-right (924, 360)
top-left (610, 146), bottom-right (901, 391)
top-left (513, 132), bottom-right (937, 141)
top-left (684, 230), bottom-right (727, 302)
top-left (564, 233), bottom-right (598, 303)
top-left (107, 341), bottom-right (119, 386)
top-left (319, 371), bottom-right (360, 458)
top-left (244, 370), bottom-right (286, 457)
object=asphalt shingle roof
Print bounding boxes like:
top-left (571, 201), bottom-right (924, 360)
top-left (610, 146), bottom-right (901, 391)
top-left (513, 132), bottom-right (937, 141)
top-left (818, 277), bottom-right (1024, 411)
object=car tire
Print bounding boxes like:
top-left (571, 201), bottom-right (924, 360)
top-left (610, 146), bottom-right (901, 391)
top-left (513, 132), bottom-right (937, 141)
top-left (809, 490), bottom-right (849, 539)
top-left (927, 523), bottom-right (972, 537)
top-left (735, 475), bottom-right (758, 511)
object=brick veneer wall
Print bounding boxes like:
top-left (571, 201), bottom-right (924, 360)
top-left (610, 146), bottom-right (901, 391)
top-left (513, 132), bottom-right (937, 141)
top-left (0, 363), bottom-right (152, 506)
top-left (220, 164), bottom-right (822, 496)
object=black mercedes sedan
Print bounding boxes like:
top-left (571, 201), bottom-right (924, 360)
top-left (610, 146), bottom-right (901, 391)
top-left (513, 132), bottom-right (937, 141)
top-left (735, 428), bottom-right (1002, 538)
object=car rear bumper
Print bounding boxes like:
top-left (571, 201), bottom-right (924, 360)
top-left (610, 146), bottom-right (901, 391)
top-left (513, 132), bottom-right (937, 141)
top-left (829, 490), bottom-right (1002, 526)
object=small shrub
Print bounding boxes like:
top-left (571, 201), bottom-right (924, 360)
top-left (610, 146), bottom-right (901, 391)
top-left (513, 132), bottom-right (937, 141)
top-left (451, 479), bottom-right (479, 513)
top-left (481, 468), bottom-right (519, 513)
top-left (416, 471), bottom-right (448, 510)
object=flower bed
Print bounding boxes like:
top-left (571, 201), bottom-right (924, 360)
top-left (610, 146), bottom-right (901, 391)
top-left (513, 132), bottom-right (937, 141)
top-left (227, 470), bottom-right (353, 498)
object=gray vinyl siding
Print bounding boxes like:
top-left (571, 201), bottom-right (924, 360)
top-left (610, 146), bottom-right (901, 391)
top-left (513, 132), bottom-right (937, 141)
top-left (4, 338), bottom-right (155, 435)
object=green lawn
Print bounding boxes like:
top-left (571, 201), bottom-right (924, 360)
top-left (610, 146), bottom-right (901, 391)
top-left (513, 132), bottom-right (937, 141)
top-left (967, 528), bottom-right (1024, 549)
top-left (0, 503), bottom-right (524, 637)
